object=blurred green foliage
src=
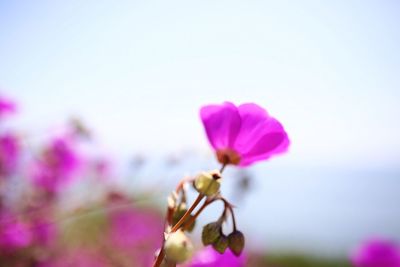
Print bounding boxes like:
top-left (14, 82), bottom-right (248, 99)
top-left (249, 254), bottom-right (352, 267)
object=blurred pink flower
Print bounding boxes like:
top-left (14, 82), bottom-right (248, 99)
top-left (31, 218), bottom-right (58, 246)
top-left (186, 246), bottom-right (246, 267)
top-left (31, 137), bottom-right (81, 192)
top-left (0, 215), bottom-right (32, 251)
top-left (39, 249), bottom-right (108, 267)
top-left (0, 96), bottom-right (17, 118)
top-left (108, 204), bottom-right (163, 266)
top-left (351, 238), bottom-right (400, 267)
top-left (200, 102), bottom-right (289, 166)
top-left (0, 133), bottom-right (20, 178)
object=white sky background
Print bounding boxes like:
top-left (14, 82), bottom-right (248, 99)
top-left (1, 0), bottom-right (399, 169)
top-left (1, 0), bottom-right (400, 255)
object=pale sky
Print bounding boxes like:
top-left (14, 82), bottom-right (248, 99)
top-left (1, 0), bottom-right (399, 169)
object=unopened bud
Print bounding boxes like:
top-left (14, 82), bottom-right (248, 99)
top-left (212, 235), bottom-right (229, 254)
top-left (164, 230), bottom-right (194, 263)
top-left (228, 230), bottom-right (245, 256)
top-left (194, 170), bottom-right (221, 196)
top-left (202, 222), bottom-right (221, 245)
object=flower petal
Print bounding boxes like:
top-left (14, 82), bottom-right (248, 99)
top-left (239, 130), bottom-right (289, 166)
top-left (233, 103), bottom-right (289, 166)
top-left (233, 103), bottom-right (270, 154)
top-left (200, 102), bottom-right (241, 150)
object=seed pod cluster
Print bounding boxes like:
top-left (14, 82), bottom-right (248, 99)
top-left (202, 222), bottom-right (245, 256)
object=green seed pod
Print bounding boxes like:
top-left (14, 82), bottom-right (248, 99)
top-left (201, 222), bottom-right (221, 245)
top-left (212, 235), bottom-right (229, 254)
top-left (194, 170), bottom-right (221, 196)
top-left (228, 230), bottom-right (245, 256)
top-left (164, 230), bottom-right (194, 263)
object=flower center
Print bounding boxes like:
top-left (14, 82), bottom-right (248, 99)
top-left (216, 149), bottom-right (241, 165)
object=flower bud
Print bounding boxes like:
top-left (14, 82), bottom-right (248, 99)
top-left (212, 235), bottom-right (229, 254)
top-left (164, 230), bottom-right (194, 263)
top-left (202, 222), bottom-right (221, 245)
top-left (228, 230), bottom-right (245, 256)
top-left (194, 170), bottom-right (221, 196)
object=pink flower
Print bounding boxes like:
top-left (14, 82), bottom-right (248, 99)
top-left (200, 102), bottom-right (289, 166)
top-left (0, 133), bottom-right (20, 178)
top-left (31, 137), bottom-right (81, 192)
top-left (31, 218), bottom-right (58, 246)
top-left (186, 246), bottom-right (246, 267)
top-left (108, 204), bottom-right (163, 266)
top-left (38, 249), bottom-right (108, 267)
top-left (0, 96), bottom-right (16, 118)
top-left (351, 238), bottom-right (400, 267)
top-left (0, 215), bottom-right (32, 251)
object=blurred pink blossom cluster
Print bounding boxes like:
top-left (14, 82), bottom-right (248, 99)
top-left (0, 96), bottom-right (166, 266)
top-left (351, 238), bottom-right (400, 267)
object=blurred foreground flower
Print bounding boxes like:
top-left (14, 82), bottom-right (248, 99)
top-left (186, 246), bottom-right (246, 267)
top-left (200, 102), bottom-right (289, 166)
top-left (351, 238), bottom-right (400, 267)
top-left (0, 214), bottom-right (32, 252)
top-left (108, 201), bottom-right (163, 266)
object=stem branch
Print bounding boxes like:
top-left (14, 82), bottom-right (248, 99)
top-left (153, 193), bottom-right (204, 267)
top-left (153, 164), bottom-right (228, 267)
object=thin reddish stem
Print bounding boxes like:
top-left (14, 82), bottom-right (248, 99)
top-left (219, 163), bottom-right (227, 173)
top-left (182, 198), bottom-right (212, 231)
top-left (171, 193), bottom-right (204, 232)
top-left (152, 249), bottom-right (165, 267)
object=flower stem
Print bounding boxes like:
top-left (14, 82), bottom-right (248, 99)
top-left (182, 198), bottom-right (211, 231)
top-left (171, 193), bottom-right (204, 232)
top-left (225, 201), bottom-right (237, 231)
top-left (152, 249), bottom-right (165, 267)
top-left (219, 163), bottom-right (227, 173)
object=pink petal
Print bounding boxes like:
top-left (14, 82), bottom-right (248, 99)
top-left (233, 103), bottom-right (270, 153)
top-left (233, 104), bottom-right (289, 166)
top-left (200, 102), bottom-right (241, 150)
top-left (239, 131), bottom-right (289, 166)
